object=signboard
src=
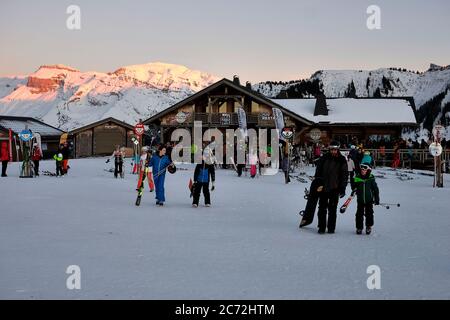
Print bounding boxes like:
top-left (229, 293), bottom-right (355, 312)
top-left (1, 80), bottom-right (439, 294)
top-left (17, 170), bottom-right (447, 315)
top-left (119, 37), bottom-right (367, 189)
top-left (18, 129), bottom-right (33, 142)
top-left (281, 127), bottom-right (294, 140)
top-left (175, 111), bottom-right (189, 124)
top-left (309, 128), bottom-right (322, 141)
top-left (259, 113), bottom-right (274, 121)
top-left (134, 123), bottom-right (145, 136)
top-left (221, 113), bottom-right (231, 125)
top-left (429, 142), bottom-right (443, 157)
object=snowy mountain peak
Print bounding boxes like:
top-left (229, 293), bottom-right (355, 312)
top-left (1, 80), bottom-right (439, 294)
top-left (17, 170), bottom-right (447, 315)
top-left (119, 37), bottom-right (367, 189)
top-left (112, 61), bottom-right (219, 91)
top-left (428, 63), bottom-right (450, 72)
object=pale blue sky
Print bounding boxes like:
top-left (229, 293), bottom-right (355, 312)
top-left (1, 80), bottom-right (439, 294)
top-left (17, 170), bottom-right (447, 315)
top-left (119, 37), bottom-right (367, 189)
top-left (0, 0), bottom-right (449, 81)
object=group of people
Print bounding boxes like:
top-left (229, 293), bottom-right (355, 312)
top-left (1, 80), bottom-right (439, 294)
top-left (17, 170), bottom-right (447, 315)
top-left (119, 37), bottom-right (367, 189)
top-left (301, 140), bottom-right (380, 235)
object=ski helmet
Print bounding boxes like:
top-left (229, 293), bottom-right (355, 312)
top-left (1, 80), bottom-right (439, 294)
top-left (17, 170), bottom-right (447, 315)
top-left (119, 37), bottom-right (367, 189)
top-left (167, 164), bottom-right (176, 174)
top-left (58, 153), bottom-right (63, 158)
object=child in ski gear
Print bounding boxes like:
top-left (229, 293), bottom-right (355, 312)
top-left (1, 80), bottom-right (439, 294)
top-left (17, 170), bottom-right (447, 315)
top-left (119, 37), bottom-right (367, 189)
top-left (53, 152), bottom-right (64, 176)
top-left (149, 145), bottom-right (174, 206)
top-left (353, 162), bottom-right (380, 235)
top-left (31, 143), bottom-right (42, 176)
top-left (1, 140), bottom-right (10, 177)
top-left (314, 141), bottom-right (348, 234)
top-left (192, 156), bottom-right (216, 207)
top-left (249, 149), bottom-right (258, 178)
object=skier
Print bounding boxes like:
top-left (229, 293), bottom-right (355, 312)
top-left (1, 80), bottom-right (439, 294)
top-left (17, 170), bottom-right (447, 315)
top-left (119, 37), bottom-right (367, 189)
top-left (314, 141), bottom-right (348, 234)
top-left (53, 152), bottom-right (64, 177)
top-left (192, 155), bottom-right (216, 208)
top-left (61, 142), bottom-right (70, 174)
top-left (136, 146), bottom-right (155, 192)
top-left (353, 162), bottom-right (380, 235)
top-left (107, 145), bottom-right (125, 178)
top-left (1, 140), bottom-right (10, 177)
top-left (149, 145), bottom-right (174, 206)
top-left (31, 143), bottom-right (42, 176)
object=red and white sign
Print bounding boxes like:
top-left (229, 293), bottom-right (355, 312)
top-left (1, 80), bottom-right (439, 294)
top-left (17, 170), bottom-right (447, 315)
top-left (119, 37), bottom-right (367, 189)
top-left (134, 123), bottom-right (145, 136)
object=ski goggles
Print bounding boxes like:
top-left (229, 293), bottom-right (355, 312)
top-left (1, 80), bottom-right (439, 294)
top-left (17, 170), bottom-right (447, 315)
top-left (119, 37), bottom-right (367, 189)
top-left (360, 164), bottom-right (371, 170)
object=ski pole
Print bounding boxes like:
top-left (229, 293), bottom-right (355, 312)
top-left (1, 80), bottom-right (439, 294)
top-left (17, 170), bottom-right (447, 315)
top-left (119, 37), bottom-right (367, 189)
top-left (379, 203), bottom-right (400, 210)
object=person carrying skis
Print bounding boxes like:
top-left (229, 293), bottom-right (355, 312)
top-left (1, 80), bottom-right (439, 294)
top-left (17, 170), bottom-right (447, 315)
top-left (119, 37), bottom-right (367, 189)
top-left (53, 152), bottom-right (64, 177)
top-left (1, 140), bottom-right (10, 177)
top-left (136, 146), bottom-right (154, 192)
top-left (353, 162), bottom-right (380, 235)
top-left (347, 153), bottom-right (355, 190)
top-left (314, 140), bottom-right (348, 234)
top-left (31, 143), bottom-right (42, 176)
top-left (149, 145), bottom-right (174, 206)
top-left (107, 145), bottom-right (125, 178)
top-left (192, 155), bottom-right (216, 208)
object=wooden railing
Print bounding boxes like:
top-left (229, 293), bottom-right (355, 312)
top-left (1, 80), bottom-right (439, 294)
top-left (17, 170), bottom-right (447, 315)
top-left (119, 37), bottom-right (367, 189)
top-left (341, 148), bottom-right (450, 168)
top-left (193, 113), bottom-right (270, 126)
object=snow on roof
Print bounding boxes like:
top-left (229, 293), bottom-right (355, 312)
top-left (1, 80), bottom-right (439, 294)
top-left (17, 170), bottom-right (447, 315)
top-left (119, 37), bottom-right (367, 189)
top-left (0, 117), bottom-right (63, 136)
top-left (272, 98), bottom-right (417, 124)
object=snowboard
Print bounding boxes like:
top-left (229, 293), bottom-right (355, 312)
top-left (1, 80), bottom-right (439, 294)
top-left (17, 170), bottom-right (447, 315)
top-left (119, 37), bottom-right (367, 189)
top-left (299, 178), bottom-right (323, 228)
top-left (339, 190), bottom-right (357, 214)
top-left (188, 178), bottom-right (196, 198)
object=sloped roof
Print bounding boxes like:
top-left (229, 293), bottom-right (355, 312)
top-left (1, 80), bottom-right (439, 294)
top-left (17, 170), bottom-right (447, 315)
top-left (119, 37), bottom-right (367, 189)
top-left (69, 117), bottom-right (135, 134)
top-left (0, 116), bottom-right (65, 136)
top-left (143, 78), bottom-right (313, 126)
top-left (272, 98), bottom-right (418, 125)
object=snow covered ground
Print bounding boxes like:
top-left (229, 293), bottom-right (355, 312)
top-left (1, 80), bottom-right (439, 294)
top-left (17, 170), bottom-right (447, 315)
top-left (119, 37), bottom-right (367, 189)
top-left (0, 158), bottom-right (449, 299)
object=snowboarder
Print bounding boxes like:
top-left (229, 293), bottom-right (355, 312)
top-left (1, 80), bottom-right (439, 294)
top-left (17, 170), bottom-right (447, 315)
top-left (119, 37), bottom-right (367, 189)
top-left (53, 152), bottom-right (64, 177)
top-left (314, 141), bottom-right (348, 234)
top-left (61, 142), bottom-right (70, 174)
top-left (31, 143), bottom-right (42, 176)
top-left (353, 162), bottom-right (380, 235)
top-left (192, 156), bottom-right (216, 208)
top-left (149, 145), bottom-right (174, 206)
top-left (1, 140), bottom-right (10, 177)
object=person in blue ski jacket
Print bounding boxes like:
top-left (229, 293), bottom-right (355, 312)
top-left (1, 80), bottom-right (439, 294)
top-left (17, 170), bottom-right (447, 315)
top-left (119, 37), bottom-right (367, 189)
top-left (192, 157), bottom-right (216, 208)
top-left (149, 145), bottom-right (173, 206)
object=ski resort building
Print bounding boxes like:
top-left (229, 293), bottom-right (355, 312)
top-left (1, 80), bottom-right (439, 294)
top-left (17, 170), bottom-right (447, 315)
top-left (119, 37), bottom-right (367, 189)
top-left (70, 117), bottom-right (135, 158)
top-left (0, 115), bottom-right (65, 160)
top-left (143, 78), bottom-right (418, 147)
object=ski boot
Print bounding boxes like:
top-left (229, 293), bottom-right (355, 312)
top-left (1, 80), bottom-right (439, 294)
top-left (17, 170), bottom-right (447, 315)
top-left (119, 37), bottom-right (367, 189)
top-left (318, 229), bottom-right (325, 234)
top-left (356, 229), bottom-right (363, 235)
top-left (192, 204), bottom-right (198, 208)
top-left (366, 227), bottom-right (372, 235)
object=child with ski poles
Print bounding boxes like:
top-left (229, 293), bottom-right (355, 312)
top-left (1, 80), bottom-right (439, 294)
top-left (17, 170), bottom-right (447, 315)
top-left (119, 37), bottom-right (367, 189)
top-left (353, 162), bottom-right (380, 235)
top-left (148, 145), bottom-right (175, 206)
top-left (192, 155), bottom-right (216, 208)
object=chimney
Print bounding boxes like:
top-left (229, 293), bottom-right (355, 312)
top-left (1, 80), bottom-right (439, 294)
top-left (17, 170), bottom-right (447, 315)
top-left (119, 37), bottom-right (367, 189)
top-left (314, 93), bottom-right (328, 116)
top-left (245, 81), bottom-right (252, 90)
top-left (233, 75), bottom-right (240, 85)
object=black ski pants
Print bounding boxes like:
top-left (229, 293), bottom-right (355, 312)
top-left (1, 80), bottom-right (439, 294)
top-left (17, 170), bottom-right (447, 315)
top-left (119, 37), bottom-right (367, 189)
top-left (114, 161), bottom-right (123, 178)
top-left (33, 160), bottom-right (40, 176)
top-left (193, 182), bottom-right (211, 206)
top-left (355, 202), bottom-right (374, 230)
top-left (1, 161), bottom-right (7, 176)
top-left (317, 190), bottom-right (339, 232)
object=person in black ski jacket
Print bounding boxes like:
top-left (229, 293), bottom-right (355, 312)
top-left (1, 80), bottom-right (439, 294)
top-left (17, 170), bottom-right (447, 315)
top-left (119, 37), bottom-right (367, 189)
top-left (314, 141), bottom-right (348, 234)
top-left (353, 162), bottom-right (380, 235)
top-left (192, 158), bottom-right (215, 207)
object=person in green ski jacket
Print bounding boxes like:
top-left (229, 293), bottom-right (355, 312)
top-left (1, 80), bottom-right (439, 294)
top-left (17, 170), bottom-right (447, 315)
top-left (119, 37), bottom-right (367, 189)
top-left (353, 162), bottom-right (380, 235)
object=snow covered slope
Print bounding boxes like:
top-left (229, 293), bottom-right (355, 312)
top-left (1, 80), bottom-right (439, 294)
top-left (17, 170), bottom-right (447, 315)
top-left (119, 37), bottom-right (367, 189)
top-left (254, 64), bottom-right (450, 130)
top-left (0, 63), bottom-right (219, 131)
